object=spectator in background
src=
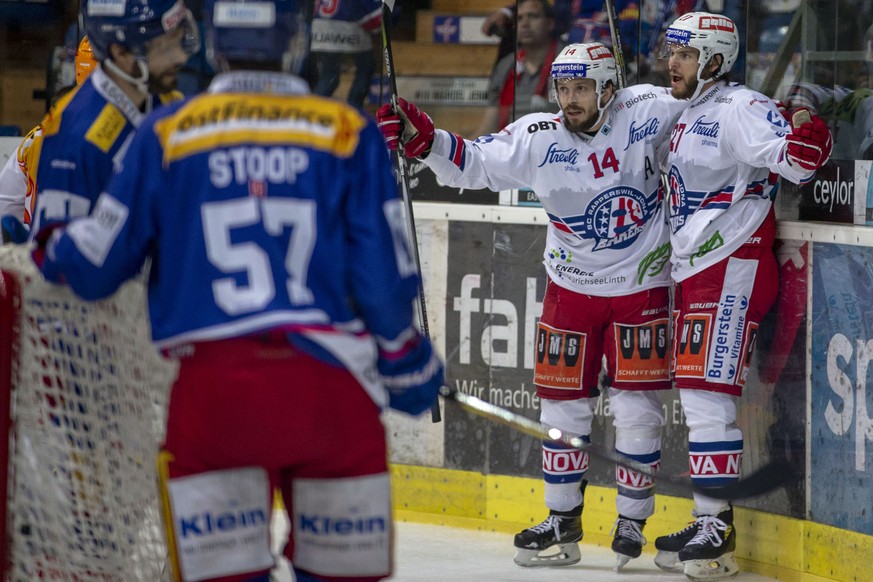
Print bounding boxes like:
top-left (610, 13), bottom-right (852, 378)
top-left (311, 0), bottom-right (382, 108)
top-left (474, 0), bottom-right (560, 137)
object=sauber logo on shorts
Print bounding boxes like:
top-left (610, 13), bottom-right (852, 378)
top-left (614, 319), bottom-right (669, 382)
top-left (178, 508), bottom-right (267, 537)
top-left (698, 15), bottom-right (735, 32)
top-left (298, 514), bottom-right (387, 536)
top-left (674, 313), bottom-right (711, 379)
top-left (583, 186), bottom-right (650, 250)
top-left (534, 323), bottom-right (584, 390)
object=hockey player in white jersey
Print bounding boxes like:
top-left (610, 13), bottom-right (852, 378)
top-left (378, 42), bottom-right (686, 571)
top-left (654, 12), bottom-right (832, 580)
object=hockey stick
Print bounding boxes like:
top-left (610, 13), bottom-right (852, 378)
top-left (440, 386), bottom-right (794, 500)
top-left (381, 0), bottom-right (440, 423)
top-left (604, 0), bottom-right (628, 89)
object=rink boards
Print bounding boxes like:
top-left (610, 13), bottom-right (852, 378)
top-left (3, 138), bottom-right (871, 580)
top-left (385, 203), bottom-right (873, 582)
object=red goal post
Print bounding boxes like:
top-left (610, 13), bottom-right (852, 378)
top-left (0, 244), bottom-right (178, 581)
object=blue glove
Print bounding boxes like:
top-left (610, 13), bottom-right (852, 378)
top-left (31, 223), bottom-right (66, 284)
top-left (1, 215), bottom-right (29, 244)
top-left (378, 333), bottom-right (444, 416)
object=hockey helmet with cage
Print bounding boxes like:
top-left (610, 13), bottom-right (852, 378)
top-left (75, 36), bottom-right (97, 85)
top-left (204, 0), bottom-right (311, 75)
top-left (81, 0), bottom-right (201, 61)
top-left (549, 43), bottom-right (617, 108)
top-left (663, 12), bottom-right (739, 82)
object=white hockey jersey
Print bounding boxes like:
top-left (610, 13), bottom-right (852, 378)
top-left (423, 84), bottom-right (686, 297)
top-left (666, 81), bottom-right (814, 281)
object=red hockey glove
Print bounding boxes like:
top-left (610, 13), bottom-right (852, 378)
top-left (785, 107), bottom-right (832, 171)
top-left (375, 98), bottom-right (435, 159)
top-left (378, 331), bottom-right (444, 416)
top-left (772, 99), bottom-right (788, 121)
top-left (31, 222), bottom-right (66, 284)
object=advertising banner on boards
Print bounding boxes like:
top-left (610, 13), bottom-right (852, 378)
top-left (441, 219), bottom-right (804, 514)
top-left (443, 221), bottom-right (691, 495)
top-left (810, 242), bottom-right (873, 534)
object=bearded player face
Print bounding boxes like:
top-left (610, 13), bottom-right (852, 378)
top-left (556, 78), bottom-right (602, 133)
top-left (668, 46), bottom-right (704, 100)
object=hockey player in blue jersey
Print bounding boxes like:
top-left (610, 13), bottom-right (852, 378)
top-left (29, 0), bottom-right (200, 237)
top-left (32, 0), bottom-right (444, 581)
top-left (311, 0), bottom-right (383, 107)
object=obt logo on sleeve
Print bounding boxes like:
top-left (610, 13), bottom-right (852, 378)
top-left (292, 473), bottom-right (392, 578)
top-left (166, 466), bottom-right (273, 581)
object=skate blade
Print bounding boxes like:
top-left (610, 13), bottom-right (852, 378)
top-left (654, 550), bottom-right (684, 573)
top-left (513, 543), bottom-right (581, 567)
top-left (683, 552), bottom-right (739, 580)
top-left (614, 553), bottom-right (632, 572)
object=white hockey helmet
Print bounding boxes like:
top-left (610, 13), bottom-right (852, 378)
top-left (549, 42), bottom-right (617, 106)
top-left (664, 12), bottom-right (739, 81)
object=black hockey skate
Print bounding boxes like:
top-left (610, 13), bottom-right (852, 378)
top-left (513, 504), bottom-right (583, 567)
top-left (609, 516), bottom-right (646, 571)
top-left (654, 519), bottom-right (701, 572)
top-left (678, 507), bottom-right (738, 580)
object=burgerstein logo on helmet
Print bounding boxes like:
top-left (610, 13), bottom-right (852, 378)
top-left (551, 62), bottom-right (588, 78)
top-left (665, 28), bottom-right (691, 45)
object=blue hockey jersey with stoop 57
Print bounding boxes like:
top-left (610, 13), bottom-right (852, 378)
top-left (39, 73), bottom-right (422, 407)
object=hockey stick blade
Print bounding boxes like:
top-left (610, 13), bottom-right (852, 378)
top-left (698, 459), bottom-right (795, 500)
top-left (441, 386), bottom-right (793, 500)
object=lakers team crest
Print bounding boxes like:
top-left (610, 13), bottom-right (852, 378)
top-left (583, 185), bottom-right (651, 251)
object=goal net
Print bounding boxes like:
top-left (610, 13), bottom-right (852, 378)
top-left (0, 244), bottom-right (178, 581)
